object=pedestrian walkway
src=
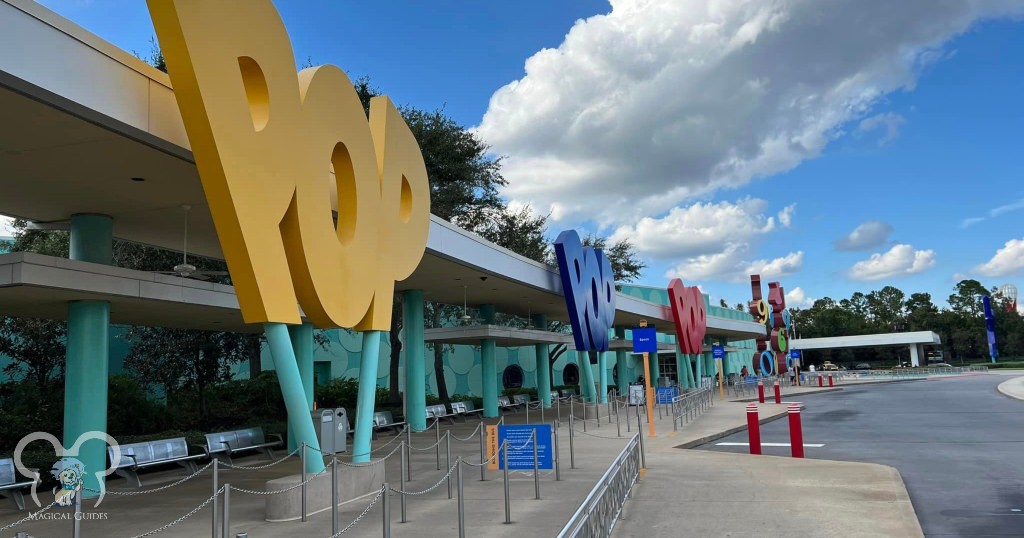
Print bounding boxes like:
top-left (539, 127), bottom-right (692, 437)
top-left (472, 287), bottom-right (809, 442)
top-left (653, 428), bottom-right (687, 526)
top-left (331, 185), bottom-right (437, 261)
top-left (996, 373), bottom-right (1024, 400)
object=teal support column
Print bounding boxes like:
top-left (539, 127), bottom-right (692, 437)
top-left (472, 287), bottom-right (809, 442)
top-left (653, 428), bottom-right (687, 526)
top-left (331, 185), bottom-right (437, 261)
top-left (598, 352), bottom-right (609, 403)
top-left (64, 301), bottom-right (110, 497)
top-left (578, 351), bottom-right (597, 403)
top-left (615, 327), bottom-right (628, 394)
top-left (266, 323), bottom-right (323, 472)
top-left (675, 350), bottom-right (686, 388)
top-left (480, 305), bottom-right (498, 418)
top-left (64, 214), bottom-right (113, 498)
top-left (69, 214), bottom-right (113, 264)
top-left (352, 331), bottom-right (382, 463)
top-left (703, 336), bottom-right (715, 386)
top-left (286, 322), bottom-right (314, 452)
top-left (648, 353), bottom-right (658, 384)
top-left (532, 314), bottom-right (552, 408)
top-left (403, 290), bottom-right (426, 431)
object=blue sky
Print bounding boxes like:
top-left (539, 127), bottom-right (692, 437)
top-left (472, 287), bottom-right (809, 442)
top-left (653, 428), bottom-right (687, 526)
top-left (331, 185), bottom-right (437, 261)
top-left (21, 0), bottom-right (1024, 311)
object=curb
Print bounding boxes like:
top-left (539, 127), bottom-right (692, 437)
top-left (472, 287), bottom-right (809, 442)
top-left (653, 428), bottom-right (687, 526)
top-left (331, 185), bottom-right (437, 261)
top-left (996, 376), bottom-right (1024, 401)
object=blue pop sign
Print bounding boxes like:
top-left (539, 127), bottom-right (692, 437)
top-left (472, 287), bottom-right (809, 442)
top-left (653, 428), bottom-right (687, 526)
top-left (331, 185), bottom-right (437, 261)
top-left (632, 326), bottom-right (658, 353)
top-left (554, 230), bottom-right (616, 352)
top-left (496, 424), bottom-right (553, 470)
top-left (712, 345), bottom-right (725, 360)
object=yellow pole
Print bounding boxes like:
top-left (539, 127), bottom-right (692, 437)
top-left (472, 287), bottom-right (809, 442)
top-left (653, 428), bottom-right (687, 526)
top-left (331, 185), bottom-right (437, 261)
top-left (642, 351), bottom-right (656, 437)
top-left (717, 358), bottom-right (724, 400)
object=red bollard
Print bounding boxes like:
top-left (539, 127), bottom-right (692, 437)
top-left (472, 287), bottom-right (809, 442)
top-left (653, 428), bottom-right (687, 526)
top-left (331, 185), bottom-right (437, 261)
top-left (788, 404), bottom-right (804, 458)
top-left (817, 375), bottom-right (823, 387)
top-left (746, 404), bottom-right (762, 455)
top-left (773, 381), bottom-right (781, 404)
top-left (828, 374), bottom-right (834, 388)
top-left (757, 381), bottom-right (765, 404)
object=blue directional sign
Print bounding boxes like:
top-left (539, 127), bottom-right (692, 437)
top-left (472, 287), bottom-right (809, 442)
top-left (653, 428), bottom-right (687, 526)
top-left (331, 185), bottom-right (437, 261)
top-left (656, 386), bottom-right (678, 404)
top-left (632, 326), bottom-right (658, 354)
top-left (497, 424), bottom-right (553, 470)
top-left (712, 345), bottom-right (725, 360)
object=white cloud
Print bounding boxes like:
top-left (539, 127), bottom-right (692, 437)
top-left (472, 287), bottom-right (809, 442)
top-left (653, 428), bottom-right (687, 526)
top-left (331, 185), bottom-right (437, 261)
top-left (666, 244), bottom-right (802, 283)
top-left (478, 0), bottom-right (1024, 227)
top-left (855, 112), bottom-right (906, 145)
top-left (609, 198), bottom-right (780, 258)
top-left (778, 204), bottom-right (795, 228)
top-left (0, 216), bottom-right (14, 236)
top-left (848, 244), bottom-right (936, 281)
top-left (785, 286), bottom-right (814, 308)
top-left (974, 237), bottom-right (1024, 277)
top-left (833, 220), bottom-right (893, 251)
top-left (961, 197), bottom-right (1024, 228)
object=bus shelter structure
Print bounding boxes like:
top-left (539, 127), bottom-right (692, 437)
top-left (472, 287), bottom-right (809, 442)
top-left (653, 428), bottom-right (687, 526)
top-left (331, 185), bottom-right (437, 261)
top-left (791, 331), bottom-right (942, 367)
top-left (0, 0), bottom-right (768, 493)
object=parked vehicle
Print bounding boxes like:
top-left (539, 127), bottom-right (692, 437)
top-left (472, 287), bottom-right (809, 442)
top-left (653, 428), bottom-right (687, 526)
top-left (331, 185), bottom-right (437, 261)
top-left (855, 363), bottom-right (871, 370)
top-left (928, 363), bottom-right (953, 368)
top-left (820, 361), bottom-right (840, 371)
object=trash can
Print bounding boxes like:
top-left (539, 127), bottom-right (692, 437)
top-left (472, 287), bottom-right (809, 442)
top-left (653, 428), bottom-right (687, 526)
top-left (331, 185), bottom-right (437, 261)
top-left (334, 408), bottom-right (350, 454)
top-left (311, 408), bottom-right (336, 455)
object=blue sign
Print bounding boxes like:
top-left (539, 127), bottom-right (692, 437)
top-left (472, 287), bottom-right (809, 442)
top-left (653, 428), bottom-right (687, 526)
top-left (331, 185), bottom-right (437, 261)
top-left (632, 326), bottom-right (658, 353)
top-left (983, 295), bottom-right (998, 361)
top-left (712, 345), bottom-right (725, 360)
top-left (554, 230), bottom-right (616, 352)
top-left (656, 386), bottom-right (678, 404)
top-left (497, 424), bottom-right (553, 470)
top-left (789, 349), bottom-right (802, 360)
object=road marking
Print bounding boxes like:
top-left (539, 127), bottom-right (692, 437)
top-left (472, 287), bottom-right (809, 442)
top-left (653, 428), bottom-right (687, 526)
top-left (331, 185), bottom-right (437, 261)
top-left (716, 442), bottom-right (825, 447)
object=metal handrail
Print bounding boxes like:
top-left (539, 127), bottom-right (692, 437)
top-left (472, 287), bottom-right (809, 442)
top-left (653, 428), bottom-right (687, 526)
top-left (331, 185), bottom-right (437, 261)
top-left (556, 433), bottom-right (642, 538)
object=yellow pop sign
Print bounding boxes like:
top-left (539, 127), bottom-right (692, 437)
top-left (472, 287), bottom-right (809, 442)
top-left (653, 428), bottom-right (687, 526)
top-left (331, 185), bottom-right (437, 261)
top-left (148, 0), bottom-right (431, 331)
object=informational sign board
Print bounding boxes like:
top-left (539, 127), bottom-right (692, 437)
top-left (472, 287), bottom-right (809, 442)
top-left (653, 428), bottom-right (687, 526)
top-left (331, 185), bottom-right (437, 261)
top-left (486, 424), bottom-right (553, 471)
top-left (628, 384), bottom-right (646, 405)
top-left (712, 345), bottom-right (725, 360)
top-left (656, 386), bottom-right (678, 404)
top-left (789, 349), bottom-right (802, 360)
top-left (632, 326), bottom-right (658, 354)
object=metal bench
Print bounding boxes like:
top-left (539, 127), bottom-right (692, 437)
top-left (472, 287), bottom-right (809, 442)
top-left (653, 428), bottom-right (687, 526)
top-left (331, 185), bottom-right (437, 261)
top-left (451, 401), bottom-right (484, 420)
top-left (497, 395), bottom-right (523, 413)
top-left (426, 404), bottom-right (457, 425)
top-left (108, 437), bottom-right (205, 488)
top-left (512, 394), bottom-right (530, 407)
top-left (372, 411), bottom-right (406, 438)
top-left (198, 427), bottom-right (282, 464)
top-left (0, 458), bottom-right (35, 511)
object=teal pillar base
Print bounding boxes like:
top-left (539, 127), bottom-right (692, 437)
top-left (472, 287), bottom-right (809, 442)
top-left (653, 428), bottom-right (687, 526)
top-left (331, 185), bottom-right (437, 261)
top-left (352, 331), bottom-right (381, 463)
top-left (265, 323), bottom-right (323, 473)
top-left (482, 339), bottom-right (498, 417)
top-left (403, 291), bottom-right (426, 431)
top-left (533, 314), bottom-right (551, 408)
top-left (64, 300), bottom-right (110, 498)
top-left (70, 214), bottom-right (113, 264)
top-left (286, 323), bottom-right (314, 452)
top-left (579, 351), bottom-right (597, 403)
top-left (615, 327), bottom-right (628, 395)
top-left (598, 352), bottom-right (608, 403)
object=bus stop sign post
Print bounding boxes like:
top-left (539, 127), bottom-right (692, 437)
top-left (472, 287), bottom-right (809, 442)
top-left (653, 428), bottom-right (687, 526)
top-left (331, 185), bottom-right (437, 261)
top-left (633, 320), bottom-right (658, 438)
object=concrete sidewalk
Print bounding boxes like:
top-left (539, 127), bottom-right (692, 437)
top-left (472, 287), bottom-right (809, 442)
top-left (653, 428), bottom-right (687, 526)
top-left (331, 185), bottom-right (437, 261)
top-left (996, 375), bottom-right (1024, 400)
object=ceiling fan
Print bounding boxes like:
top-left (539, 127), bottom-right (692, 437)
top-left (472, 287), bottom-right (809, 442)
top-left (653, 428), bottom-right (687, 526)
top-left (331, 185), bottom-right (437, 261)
top-left (156, 205), bottom-right (229, 281)
top-left (459, 285), bottom-right (486, 325)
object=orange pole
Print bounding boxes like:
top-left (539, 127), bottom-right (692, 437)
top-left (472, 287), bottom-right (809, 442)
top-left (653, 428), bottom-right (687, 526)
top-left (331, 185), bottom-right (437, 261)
top-left (643, 352), bottom-right (656, 437)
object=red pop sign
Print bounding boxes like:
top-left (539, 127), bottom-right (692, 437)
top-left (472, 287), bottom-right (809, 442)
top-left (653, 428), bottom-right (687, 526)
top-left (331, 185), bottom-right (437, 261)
top-left (668, 278), bottom-right (707, 354)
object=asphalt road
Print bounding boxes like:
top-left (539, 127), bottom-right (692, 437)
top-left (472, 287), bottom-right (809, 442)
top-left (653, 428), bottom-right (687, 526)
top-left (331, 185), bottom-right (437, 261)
top-left (696, 375), bottom-right (1024, 537)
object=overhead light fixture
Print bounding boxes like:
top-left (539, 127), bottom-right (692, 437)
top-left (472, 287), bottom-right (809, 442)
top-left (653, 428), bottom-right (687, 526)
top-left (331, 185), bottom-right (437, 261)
top-left (130, 177), bottom-right (146, 182)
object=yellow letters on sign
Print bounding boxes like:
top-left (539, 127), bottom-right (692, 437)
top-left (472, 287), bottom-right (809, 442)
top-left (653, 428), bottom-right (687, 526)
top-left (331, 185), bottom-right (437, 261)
top-left (148, 0), bottom-right (430, 330)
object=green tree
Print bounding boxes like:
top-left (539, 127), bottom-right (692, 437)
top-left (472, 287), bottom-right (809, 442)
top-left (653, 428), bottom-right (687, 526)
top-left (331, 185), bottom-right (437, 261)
top-left (0, 317), bottom-right (67, 385)
top-left (866, 286), bottom-right (907, 332)
top-left (948, 279), bottom-right (989, 317)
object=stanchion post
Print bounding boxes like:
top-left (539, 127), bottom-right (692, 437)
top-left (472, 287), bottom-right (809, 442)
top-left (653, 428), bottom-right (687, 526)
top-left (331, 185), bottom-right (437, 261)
top-left (746, 404), bottom-right (762, 455)
top-left (828, 374), bottom-right (834, 388)
top-left (446, 432), bottom-right (453, 499)
top-left (541, 401), bottom-right (545, 423)
top-left (533, 431), bottom-right (540, 500)
top-left (300, 443), bottom-right (307, 522)
top-left (638, 427), bottom-right (646, 469)
top-left (212, 457), bottom-right (219, 538)
top-left (788, 404), bottom-right (804, 458)
top-left (382, 483), bottom-right (391, 538)
top-left (73, 493), bottom-right (81, 538)
top-left (222, 483), bottom-right (231, 538)
top-left (556, 394), bottom-right (561, 423)
top-left (553, 420), bottom-right (561, 481)
top-left (503, 441), bottom-right (511, 524)
top-left (568, 413), bottom-right (576, 469)
top-left (757, 381), bottom-right (765, 404)
top-left (400, 442), bottom-right (408, 523)
top-left (456, 460), bottom-right (466, 538)
top-left (617, 402), bottom-right (623, 437)
top-left (435, 420), bottom-right (442, 471)
top-left (479, 421), bottom-right (486, 482)
top-left (773, 381), bottom-right (781, 404)
top-left (818, 375), bottom-right (823, 387)
top-left (332, 457), bottom-right (339, 535)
